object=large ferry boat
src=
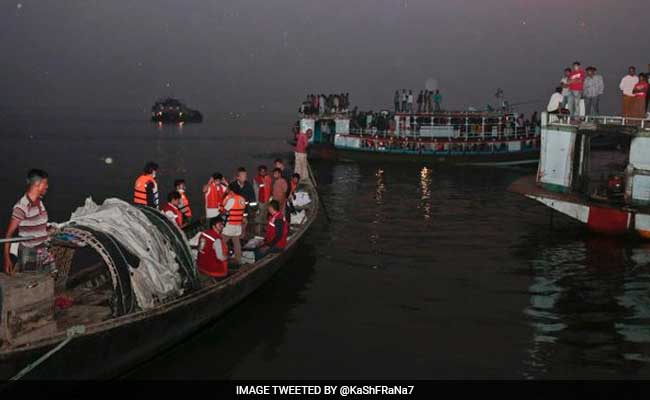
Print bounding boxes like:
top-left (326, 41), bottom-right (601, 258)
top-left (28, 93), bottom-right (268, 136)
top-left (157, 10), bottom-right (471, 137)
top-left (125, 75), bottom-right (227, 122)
top-left (296, 110), bottom-right (541, 165)
top-left (509, 112), bottom-right (650, 237)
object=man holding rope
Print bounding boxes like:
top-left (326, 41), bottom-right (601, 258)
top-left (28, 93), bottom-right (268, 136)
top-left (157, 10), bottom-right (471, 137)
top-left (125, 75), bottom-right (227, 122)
top-left (3, 169), bottom-right (55, 275)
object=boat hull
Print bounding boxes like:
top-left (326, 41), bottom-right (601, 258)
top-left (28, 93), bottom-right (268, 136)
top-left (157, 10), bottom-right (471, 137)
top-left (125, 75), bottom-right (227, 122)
top-left (333, 147), bottom-right (539, 165)
top-left (0, 243), bottom-right (300, 380)
top-left (509, 175), bottom-right (649, 237)
top-left (0, 185), bottom-right (318, 381)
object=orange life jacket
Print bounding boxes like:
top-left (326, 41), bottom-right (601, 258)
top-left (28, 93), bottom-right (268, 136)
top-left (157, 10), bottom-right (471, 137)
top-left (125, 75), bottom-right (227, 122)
top-left (205, 182), bottom-right (225, 209)
top-left (134, 174), bottom-right (159, 208)
top-left (222, 192), bottom-right (246, 226)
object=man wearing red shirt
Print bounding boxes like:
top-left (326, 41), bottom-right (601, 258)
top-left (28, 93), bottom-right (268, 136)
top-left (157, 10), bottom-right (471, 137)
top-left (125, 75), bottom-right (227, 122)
top-left (254, 165), bottom-right (273, 228)
top-left (567, 62), bottom-right (586, 117)
top-left (294, 128), bottom-right (311, 183)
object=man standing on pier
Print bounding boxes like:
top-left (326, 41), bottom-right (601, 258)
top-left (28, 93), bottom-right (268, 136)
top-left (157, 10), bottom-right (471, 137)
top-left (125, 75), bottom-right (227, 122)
top-left (567, 62), bottom-right (586, 117)
top-left (3, 169), bottom-right (55, 275)
top-left (583, 67), bottom-right (604, 116)
top-left (619, 66), bottom-right (639, 118)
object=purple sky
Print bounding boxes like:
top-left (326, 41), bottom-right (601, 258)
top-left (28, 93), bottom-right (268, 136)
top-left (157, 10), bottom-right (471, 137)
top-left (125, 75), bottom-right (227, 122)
top-left (1, 0), bottom-right (648, 115)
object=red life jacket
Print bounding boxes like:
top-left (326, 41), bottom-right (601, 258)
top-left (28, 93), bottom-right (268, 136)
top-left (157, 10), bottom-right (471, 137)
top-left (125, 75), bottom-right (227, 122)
top-left (254, 175), bottom-right (272, 203)
top-left (179, 191), bottom-right (192, 219)
top-left (162, 203), bottom-right (183, 227)
top-left (222, 192), bottom-right (246, 225)
top-left (134, 174), bottom-right (158, 207)
top-left (265, 211), bottom-right (289, 249)
top-left (205, 182), bottom-right (225, 209)
top-left (197, 229), bottom-right (228, 278)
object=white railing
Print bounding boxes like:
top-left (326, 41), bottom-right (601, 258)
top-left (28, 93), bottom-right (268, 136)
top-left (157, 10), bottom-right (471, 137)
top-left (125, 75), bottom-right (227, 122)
top-left (544, 112), bottom-right (650, 130)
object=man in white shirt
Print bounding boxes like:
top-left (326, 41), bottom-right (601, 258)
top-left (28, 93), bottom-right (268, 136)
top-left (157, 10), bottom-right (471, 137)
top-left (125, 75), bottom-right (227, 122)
top-left (547, 87), bottom-right (565, 114)
top-left (584, 66), bottom-right (605, 116)
top-left (619, 66), bottom-right (639, 117)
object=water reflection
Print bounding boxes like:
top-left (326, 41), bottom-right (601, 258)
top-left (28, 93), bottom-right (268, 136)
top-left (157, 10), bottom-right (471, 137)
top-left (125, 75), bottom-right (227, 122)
top-left (419, 167), bottom-right (432, 221)
top-left (523, 236), bottom-right (650, 378)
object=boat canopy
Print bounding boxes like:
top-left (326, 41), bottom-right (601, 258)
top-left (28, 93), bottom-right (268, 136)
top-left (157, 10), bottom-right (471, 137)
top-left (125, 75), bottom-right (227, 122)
top-left (67, 198), bottom-right (190, 310)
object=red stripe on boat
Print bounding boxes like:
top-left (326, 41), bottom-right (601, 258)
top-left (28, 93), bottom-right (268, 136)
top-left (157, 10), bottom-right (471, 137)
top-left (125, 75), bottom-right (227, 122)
top-left (587, 206), bottom-right (629, 235)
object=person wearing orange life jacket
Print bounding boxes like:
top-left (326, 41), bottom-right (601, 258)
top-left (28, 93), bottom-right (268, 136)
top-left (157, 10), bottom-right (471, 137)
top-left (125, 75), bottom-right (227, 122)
top-left (254, 200), bottom-right (289, 261)
top-left (133, 162), bottom-right (159, 209)
top-left (203, 172), bottom-right (228, 219)
top-left (221, 184), bottom-right (247, 265)
top-left (174, 179), bottom-right (192, 223)
top-left (162, 191), bottom-right (185, 228)
top-left (196, 215), bottom-right (229, 280)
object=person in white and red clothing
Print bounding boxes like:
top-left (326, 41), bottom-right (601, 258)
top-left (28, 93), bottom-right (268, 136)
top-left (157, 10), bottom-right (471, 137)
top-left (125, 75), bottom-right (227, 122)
top-left (567, 61), bottom-right (586, 117)
top-left (3, 169), bottom-right (55, 275)
top-left (254, 200), bottom-right (289, 261)
top-left (196, 215), bottom-right (229, 280)
top-left (162, 191), bottom-right (185, 228)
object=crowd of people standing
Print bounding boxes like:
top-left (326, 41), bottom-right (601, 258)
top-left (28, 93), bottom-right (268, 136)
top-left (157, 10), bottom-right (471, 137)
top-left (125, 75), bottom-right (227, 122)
top-left (299, 93), bottom-right (350, 115)
top-left (547, 61), bottom-right (650, 119)
top-left (3, 153), bottom-right (308, 281)
top-left (393, 89), bottom-right (442, 114)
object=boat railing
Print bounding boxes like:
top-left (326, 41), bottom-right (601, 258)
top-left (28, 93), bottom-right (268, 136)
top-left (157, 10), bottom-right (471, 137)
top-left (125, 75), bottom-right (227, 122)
top-left (544, 112), bottom-right (650, 130)
top-left (347, 120), bottom-right (538, 141)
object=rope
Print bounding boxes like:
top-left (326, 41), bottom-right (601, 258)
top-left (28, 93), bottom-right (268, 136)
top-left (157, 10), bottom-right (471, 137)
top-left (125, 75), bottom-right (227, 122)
top-left (9, 325), bottom-right (86, 381)
top-left (9, 325), bottom-right (86, 380)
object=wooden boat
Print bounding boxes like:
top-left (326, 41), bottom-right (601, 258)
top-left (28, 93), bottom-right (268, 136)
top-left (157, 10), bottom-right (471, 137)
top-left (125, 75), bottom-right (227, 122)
top-left (297, 111), bottom-right (541, 165)
top-left (0, 183), bottom-right (318, 380)
top-left (509, 112), bottom-right (650, 237)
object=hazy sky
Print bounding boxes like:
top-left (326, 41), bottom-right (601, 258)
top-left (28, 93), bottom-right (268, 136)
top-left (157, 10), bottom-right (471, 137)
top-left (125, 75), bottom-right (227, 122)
top-left (1, 0), bottom-right (649, 115)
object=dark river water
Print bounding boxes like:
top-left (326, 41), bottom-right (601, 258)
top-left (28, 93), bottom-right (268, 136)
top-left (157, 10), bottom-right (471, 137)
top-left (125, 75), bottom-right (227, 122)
top-left (1, 110), bottom-right (650, 379)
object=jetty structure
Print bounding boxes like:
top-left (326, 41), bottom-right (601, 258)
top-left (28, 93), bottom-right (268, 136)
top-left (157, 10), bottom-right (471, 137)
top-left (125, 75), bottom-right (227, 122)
top-left (0, 176), bottom-right (318, 380)
top-left (295, 109), bottom-right (541, 165)
top-left (509, 112), bottom-right (650, 237)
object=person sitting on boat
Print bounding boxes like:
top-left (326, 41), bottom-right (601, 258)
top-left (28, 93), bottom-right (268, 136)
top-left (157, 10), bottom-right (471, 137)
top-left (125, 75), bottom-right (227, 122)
top-left (547, 87), bottom-right (568, 114)
top-left (197, 215), bottom-right (229, 279)
top-left (203, 172), bottom-right (227, 219)
top-left (174, 179), bottom-right (192, 223)
top-left (134, 162), bottom-right (160, 209)
top-left (221, 184), bottom-right (247, 266)
top-left (254, 200), bottom-right (288, 261)
top-left (162, 191), bottom-right (185, 228)
top-left (3, 169), bottom-right (56, 275)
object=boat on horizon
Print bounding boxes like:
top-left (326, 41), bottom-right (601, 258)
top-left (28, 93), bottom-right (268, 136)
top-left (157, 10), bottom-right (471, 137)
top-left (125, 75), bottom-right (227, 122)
top-left (0, 182), bottom-right (318, 380)
top-left (509, 112), bottom-right (650, 238)
top-left (151, 98), bottom-right (203, 124)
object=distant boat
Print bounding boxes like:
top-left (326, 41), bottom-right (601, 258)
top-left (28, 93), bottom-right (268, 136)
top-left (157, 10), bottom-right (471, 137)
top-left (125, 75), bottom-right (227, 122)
top-left (151, 98), bottom-right (203, 124)
top-left (295, 111), bottom-right (541, 165)
top-left (509, 112), bottom-right (650, 237)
